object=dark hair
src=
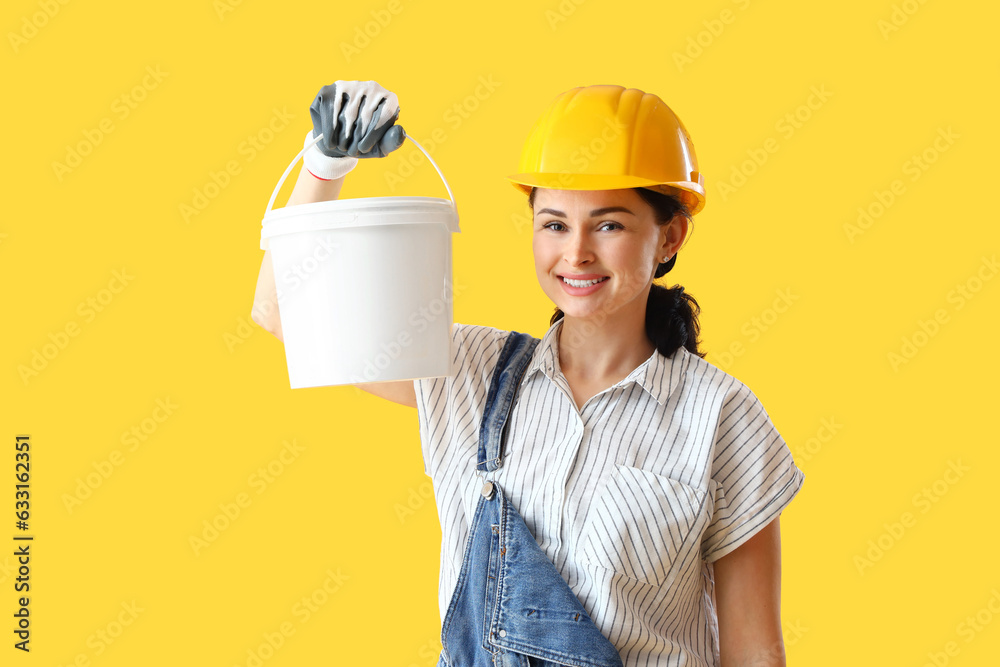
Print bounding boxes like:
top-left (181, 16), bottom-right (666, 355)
top-left (528, 187), bottom-right (705, 359)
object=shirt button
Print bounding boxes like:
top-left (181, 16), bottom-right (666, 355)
top-left (498, 629), bottom-right (507, 638)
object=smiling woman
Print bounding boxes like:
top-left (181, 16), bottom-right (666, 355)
top-left (413, 84), bottom-right (805, 667)
top-left (529, 185), bottom-right (704, 367)
top-left (252, 80), bottom-right (804, 667)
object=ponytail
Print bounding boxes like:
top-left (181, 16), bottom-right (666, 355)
top-left (644, 283), bottom-right (705, 359)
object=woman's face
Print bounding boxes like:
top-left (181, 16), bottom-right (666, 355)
top-left (531, 187), bottom-right (685, 325)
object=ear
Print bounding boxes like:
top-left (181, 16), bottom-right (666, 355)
top-left (659, 214), bottom-right (689, 259)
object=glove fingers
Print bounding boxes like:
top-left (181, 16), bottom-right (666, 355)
top-left (333, 99), bottom-right (353, 152)
top-left (339, 90), bottom-right (368, 150)
top-left (376, 124), bottom-right (405, 157)
top-left (357, 100), bottom-right (398, 153)
top-left (355, 94), bottom-right (382, 143)
top-left (310, 81), bottom-right (401, 158)
top-left (354, 82), bottom-right (395, 138)
top-left (329, 86), bottom-right (345, 148)
top-left (309, 84), bottom-right (337, 154)
top-left (321, 101), bottom-right (338, 153)
top-left (344, 112), bottom-right (367, 157)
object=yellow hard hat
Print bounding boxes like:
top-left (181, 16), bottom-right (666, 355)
top-left (507, 85), bottom-right (705, 215)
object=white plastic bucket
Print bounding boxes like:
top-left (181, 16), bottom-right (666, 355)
top-left (260, 131), bottom-right (460, 389)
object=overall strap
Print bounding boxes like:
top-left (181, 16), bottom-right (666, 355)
top-left (477, 331), bottom-right (540, 474)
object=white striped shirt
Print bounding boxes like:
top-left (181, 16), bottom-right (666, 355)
top-left (414, 318), bottom-right (805, 667)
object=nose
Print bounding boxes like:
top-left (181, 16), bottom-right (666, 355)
top-left (563, 229), bottom-right (595, 267)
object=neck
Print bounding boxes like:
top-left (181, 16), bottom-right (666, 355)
top-left (556, 301), bottom-right (655, 382)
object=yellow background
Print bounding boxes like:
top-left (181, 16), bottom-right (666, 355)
top-left (3, 0), bottom-right (998, 664)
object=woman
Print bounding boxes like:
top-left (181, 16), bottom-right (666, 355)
top-left (252, 81), bottom-right (805, 667)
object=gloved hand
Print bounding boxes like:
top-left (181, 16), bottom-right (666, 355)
top-left (311, 80), bottom-right (405, 158)
top-left (303, 80), bottom-right (405, 180)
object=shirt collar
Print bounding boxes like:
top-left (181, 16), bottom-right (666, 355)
top-left (524, 318), bottom-right (691, 406)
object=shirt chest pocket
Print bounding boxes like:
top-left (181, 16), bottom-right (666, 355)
top-left (578, 464), bottom-right (709, 588)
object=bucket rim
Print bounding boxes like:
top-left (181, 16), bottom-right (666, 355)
top-left (262, 195), bottom-right (456, 221)
top-left (260, 196), bottom-right (461, 249)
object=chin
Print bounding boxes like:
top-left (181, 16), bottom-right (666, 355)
top-left (557, 302), bottom-right (608, 321)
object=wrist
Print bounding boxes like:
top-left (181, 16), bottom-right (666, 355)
top-left (303, 130), bottom-right (358, 181)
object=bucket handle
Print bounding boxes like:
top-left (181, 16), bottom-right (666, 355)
top-left (263, 130), bottom-right (456, 219)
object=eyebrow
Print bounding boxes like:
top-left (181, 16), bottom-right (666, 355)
top-left (535, 206), bottom-right (636, 218)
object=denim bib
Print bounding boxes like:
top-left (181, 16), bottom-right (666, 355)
top-left (437, 331), bottom-right (623, 667)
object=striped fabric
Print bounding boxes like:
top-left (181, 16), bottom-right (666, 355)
top-left (414, 319), bottom-right (805, 667)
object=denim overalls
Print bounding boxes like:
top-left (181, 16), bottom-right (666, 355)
top-left (436, 331), bottom-right (624, 667)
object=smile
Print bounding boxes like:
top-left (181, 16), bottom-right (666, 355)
top-left (561, 276), bottom-right (609, 287)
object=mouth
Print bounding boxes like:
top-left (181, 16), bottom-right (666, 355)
top-left (559, 275), bottom-right (610, 288)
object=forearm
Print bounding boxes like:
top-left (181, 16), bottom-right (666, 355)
top-left (721, 638), bottom-right (786, 667)
top-left (251, 166), bottom-right (346, 336)
top-left (285, 161), bottom-right (346, 206)
top-left (715, 518), bottom-right (786, 667)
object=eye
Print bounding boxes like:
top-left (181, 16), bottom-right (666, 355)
top-left (540, 220), bottom-right (623, 232)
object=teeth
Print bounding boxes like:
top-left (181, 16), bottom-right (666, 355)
top-left (562, 276), bottom-right (607, 288)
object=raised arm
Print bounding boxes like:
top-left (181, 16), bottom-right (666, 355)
top-left (250, 167), bottom-right (345, 340)
top-left (251, 80), bottom-right (416, 409)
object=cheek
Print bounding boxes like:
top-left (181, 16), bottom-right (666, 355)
top-left (532, 236), bottom-right (557, 270)
top-left (611, 241), bottom-right (654, 288)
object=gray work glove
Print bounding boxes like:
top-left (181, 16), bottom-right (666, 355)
top-left (309, 80), bottom-right (405, 158)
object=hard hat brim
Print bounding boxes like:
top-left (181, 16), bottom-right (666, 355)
top-left (506, 173), bottom-right (705, 216)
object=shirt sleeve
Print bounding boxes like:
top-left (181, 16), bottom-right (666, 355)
top-left (700, 381), bottom-right (805, 563)
top-left (413, 322), bottom-right (508, 478)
